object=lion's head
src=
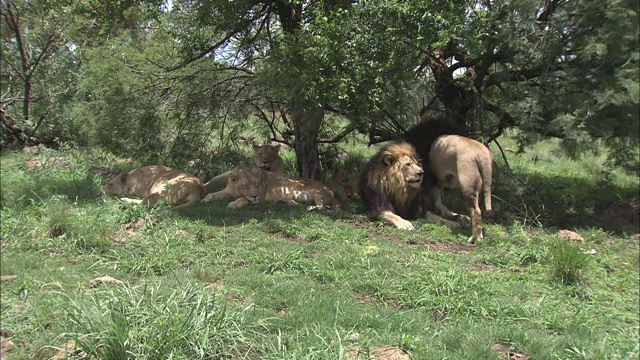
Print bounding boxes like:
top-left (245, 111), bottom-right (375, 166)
top-left (379, 142), bottom-right (424, 190)
top-left (252, 143), bottom-right (283, 171)
top-left (330, 168), bottom-right (350, 185)
top-left (359, 141), bottom-right (424, 217)
top-left (105, 173), bottom-right (128, 194)
top-left (229, 164), bottom-right (267, 203)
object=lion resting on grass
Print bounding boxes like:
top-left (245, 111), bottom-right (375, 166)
top-left (253, 143), bottom-right (287, 174)
top-left (106, 165), bottom-right (205, 210)
top-left (327, 168), bottom-right (357, 201)
top-left (202, 164), bottom-right (337, 211)
top-left (405, 119), bottom-right (496, 244)
top-left (359, 141), bottom-right (460, 230)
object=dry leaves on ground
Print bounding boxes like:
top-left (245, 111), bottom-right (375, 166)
top-left (345, 346), bottom-right (410, 360)
top-left (89, 276), bottom-right (123, 288)
top-left (492, 343), bottom-right (530, 360)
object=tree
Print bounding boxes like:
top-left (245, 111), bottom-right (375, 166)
top-left (1, 0), bottom-right (79, 147)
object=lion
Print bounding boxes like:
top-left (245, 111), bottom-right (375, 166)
top-left (425, 135), bottom-right (496, 244)
top-left (405, 119), bottom-right (496, 244)
top-left (359, 141), bottom-right (460, 230)
top-left (327, 168), bottom-right (357, 201)
top-left (105, 165), bottom-right (205, 210)
top-left (253, 142), bottom-right (287, 174)
top-left (202, 164), bottom-right (337, 211)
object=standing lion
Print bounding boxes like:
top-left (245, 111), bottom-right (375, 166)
top-left (359, 141), bottom-right (459, 230)
top-left (404, 119), bottom-right (496, 244)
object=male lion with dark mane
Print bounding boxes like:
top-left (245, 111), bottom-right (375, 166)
top-left (404, 119), bottom-right (497, 244)
top-left (106, 165), bottom-right (205, 210)
top-left (359, 141), bottom-right (459, 230)
top-left (202, 164), bottom-right (336, 210)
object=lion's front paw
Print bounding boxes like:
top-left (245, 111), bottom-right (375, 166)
top-left (395, 219), bottom-right (415, 231)
top-left (202, 193), bottom-right (217, 202)
top-left (457, 214), bottom-right (471, 224)
top-left (467, 232), bottom-right (483, 244)
top-left (228, 198), bottom-right (248, 208)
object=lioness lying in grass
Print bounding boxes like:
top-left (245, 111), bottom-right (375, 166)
top-left (202, 164), bottom-right (337, 211)
top-left (106, 165), bottom-right (205, 210)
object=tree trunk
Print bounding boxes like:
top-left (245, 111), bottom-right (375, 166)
top-left (292, 97), bottom-right (325, 181)
top-left (429, 49), bottom-right (473, 126)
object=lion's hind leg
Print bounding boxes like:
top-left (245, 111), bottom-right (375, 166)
top-left (171, 194), bottom-right (201, 210)
top-left (459, 178), bottom-right (483, 244)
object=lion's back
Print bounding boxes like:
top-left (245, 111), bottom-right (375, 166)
top-left (265, 172), bottom-right (337, 206)
top-left (149, 169), bottom-right (205, 200)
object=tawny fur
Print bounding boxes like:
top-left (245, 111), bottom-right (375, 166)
top-left (202, 164), bottom-right (336, 211)
top-left (252, 143), bottom-right (287, 174)
top-left (327, 168), bottom-right (357, 201)
top-left (105, 165), bottom-right (205, 210)
top-left (358, 141), bottom-right (427, 230)
top-left (426, 135), bottom-right (495, 244)
top-left (403, 119), bottom-right (496, 244)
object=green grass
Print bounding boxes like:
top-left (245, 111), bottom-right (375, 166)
top-left (1, 139), bottom-right (638, 359)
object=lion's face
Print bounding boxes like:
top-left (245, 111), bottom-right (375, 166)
top-left (398, 155), bottom-right (424, 189)
top-left (331, 168), bottom-right (350, 184)
top-left (230, 165), bottom-right (266, 203)
top-left (105, 173), bottom-right (127, 194)
top-left (382, 151), bottom-right (423, 189)
top-left (253, 143), bottom-right (281, 171)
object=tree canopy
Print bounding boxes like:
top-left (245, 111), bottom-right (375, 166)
top-left (1, 0), bottom-right (638, 173)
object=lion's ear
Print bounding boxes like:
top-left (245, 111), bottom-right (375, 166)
top-left (382, 153), bottom-right (396, 166)
top-left (273, 144), bottom-right (281, 152)
top-left (119, 173), bottom-right (128, 183)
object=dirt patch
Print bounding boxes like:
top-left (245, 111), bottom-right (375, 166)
top-left (557, 229), bottom-right (584, 242)
top-left (356, 293), bottom-right (402, 309)
top-left (90, 276), bottom-right (123, 288)
top-left (113, 218), bottom-right (147, 244)
top-left (0, 275), bottom-right (17, 282)
top-left (346, 346), bottom-right (410, 360)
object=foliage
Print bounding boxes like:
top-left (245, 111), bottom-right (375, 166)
top-left (1, 0), bottom-right (638, 174)
top-left (0, 0), bottom-right (82, 148)
top-left (549, 240), bottom-right (591, 285)
top-left (69, 283), bottom-right (258, 359)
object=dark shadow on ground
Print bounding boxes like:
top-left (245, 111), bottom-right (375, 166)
top-left (440, 166), bottom-right (640, 236)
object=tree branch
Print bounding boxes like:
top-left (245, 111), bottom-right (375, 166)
top-left (166, 4), bottom-right (269, 71)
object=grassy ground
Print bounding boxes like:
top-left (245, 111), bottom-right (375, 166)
top-left (1, 137), bottom-right (638, 359)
